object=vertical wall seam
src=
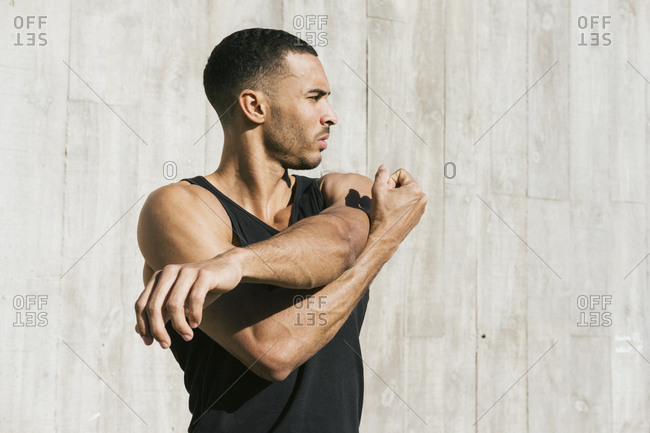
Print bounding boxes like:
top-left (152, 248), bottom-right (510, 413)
top-left (365, 6), bottom-right (369, 178)
top-left (473, 1), bottom-right (479, 430)
top-left (56, 4), bottom-right (75, 431)
top-left (525, 1), bottom-right (530, 432)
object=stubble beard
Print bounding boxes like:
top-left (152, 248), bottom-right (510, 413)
top-left (263, 105), bottom-right (322, 171)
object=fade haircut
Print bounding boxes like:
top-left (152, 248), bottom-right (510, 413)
top-left (203, 28), bottom-right (318, 127)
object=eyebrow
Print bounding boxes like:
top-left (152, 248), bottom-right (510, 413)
top-left (306, 88), bottom-right (331, 97)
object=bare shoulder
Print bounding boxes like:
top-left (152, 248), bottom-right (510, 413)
top-left (139, 181), bottom-right (228, 229)
top-left (137, 181), bottom-right (233, 271)
top-left (318, 172), bottom-right (373, 208)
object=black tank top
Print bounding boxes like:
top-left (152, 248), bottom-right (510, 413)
top-left (166, 174), bottom-right (370, 433)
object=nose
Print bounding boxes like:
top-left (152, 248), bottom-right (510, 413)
top-left (321, 101), bottom-right (337, 126)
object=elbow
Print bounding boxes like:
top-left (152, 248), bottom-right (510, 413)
top-left (248, 343), bottom-right (296, 383)
top-left (254, 363), bottom-right (292, 383)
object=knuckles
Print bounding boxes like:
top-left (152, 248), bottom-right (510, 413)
top-left (177, 266), bottom-right (196, 278)
top-left (196, 268), bottom-right (211, 279)
top-left (189, 290), bottom-right (204, 304)
top-left (162, 264), bottom-right (180, 275)
top-left (166, 302), bottom-right (183, 314)
top-left (145, 303), bottom-right (160, 316)
top-left (134, 300), bottom-right (145, 313)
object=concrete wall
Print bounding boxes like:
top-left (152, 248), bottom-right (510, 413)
top-left (1, 0), bottom-right (648, 431)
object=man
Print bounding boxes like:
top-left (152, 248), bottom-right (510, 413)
top-left (134, 28), bottom-right (427, 432)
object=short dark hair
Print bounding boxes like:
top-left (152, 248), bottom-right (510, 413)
top-left (203, 28), bottom-right (318, 126)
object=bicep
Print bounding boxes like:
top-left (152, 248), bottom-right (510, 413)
top-left (319, 173), bottom-right (373, 215)
top-left (318, 173), bottom-right (373, 254)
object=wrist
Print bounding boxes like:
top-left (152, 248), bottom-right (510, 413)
top-left (367, 221), bottom-right (401, 249)
top-left (219, 246), bottom-right (249, 279)
top-left (363, 229), bottom-right (400, 258)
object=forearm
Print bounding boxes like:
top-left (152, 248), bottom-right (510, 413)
top-left (270, 232), bottom-right (399, 371)
top-left (227, 208), bottom-right (370, 289)
top-left (203, 230), bottom-right (398, 381)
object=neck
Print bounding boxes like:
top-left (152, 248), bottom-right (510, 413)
top-left (208, 130), bottom-right (294, 221)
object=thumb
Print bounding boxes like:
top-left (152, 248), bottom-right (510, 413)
top-left (374, 164), bottom-right (388, 181)
top-left (372, 164), bottom-right (389, 195)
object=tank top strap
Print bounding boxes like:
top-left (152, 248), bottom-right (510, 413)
top-left (179, 175), bottom-right (324, 246)
top-left (290, 175), bottom-right (325, 222)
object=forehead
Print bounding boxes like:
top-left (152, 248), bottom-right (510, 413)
top-left (279, 52), bottom-right (330, 92)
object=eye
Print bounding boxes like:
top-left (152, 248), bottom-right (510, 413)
top-left (309, 95), bottom-right (320, 100)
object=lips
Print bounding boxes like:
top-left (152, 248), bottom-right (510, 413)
top-left (318, 134), bottom-right (329, 149)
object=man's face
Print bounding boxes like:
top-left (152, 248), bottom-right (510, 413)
top-left (262, 52), bottom-right (338, 170)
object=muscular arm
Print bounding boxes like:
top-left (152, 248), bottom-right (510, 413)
top-left (203, 167), bottom-right (426, 381)
top-left (136, 167), bottom-right (427, 381)
top-left (136, 173), bottom-right (373, 352)
top-left (201, 225), bottom-right (401, 382)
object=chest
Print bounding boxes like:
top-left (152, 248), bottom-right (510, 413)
top-left (226, 203), bottom-right (296, 248)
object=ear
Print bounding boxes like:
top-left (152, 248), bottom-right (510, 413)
top-left (238, 89), bottom-right (269, 125)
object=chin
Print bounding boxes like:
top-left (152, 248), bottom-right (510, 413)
top-left (279, 150), bottom-right (323, 171)
top-left (288, 158), bottom-right (321, 171)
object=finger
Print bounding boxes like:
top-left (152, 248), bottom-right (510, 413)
top-left (135, 323), bottom-right (154, 345)
top-left (165, 269), bottom-right (197, 341)
top-left (187, 274), bottom-right (211, 328)
top-left (390, 168), bottom-right (416, 187)
top-left (146, 266), bottom-right (181, 348)
top-left (135, 270), bottom-right (160, 341)
top-left (387, 174), bottom-right (397, 189)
